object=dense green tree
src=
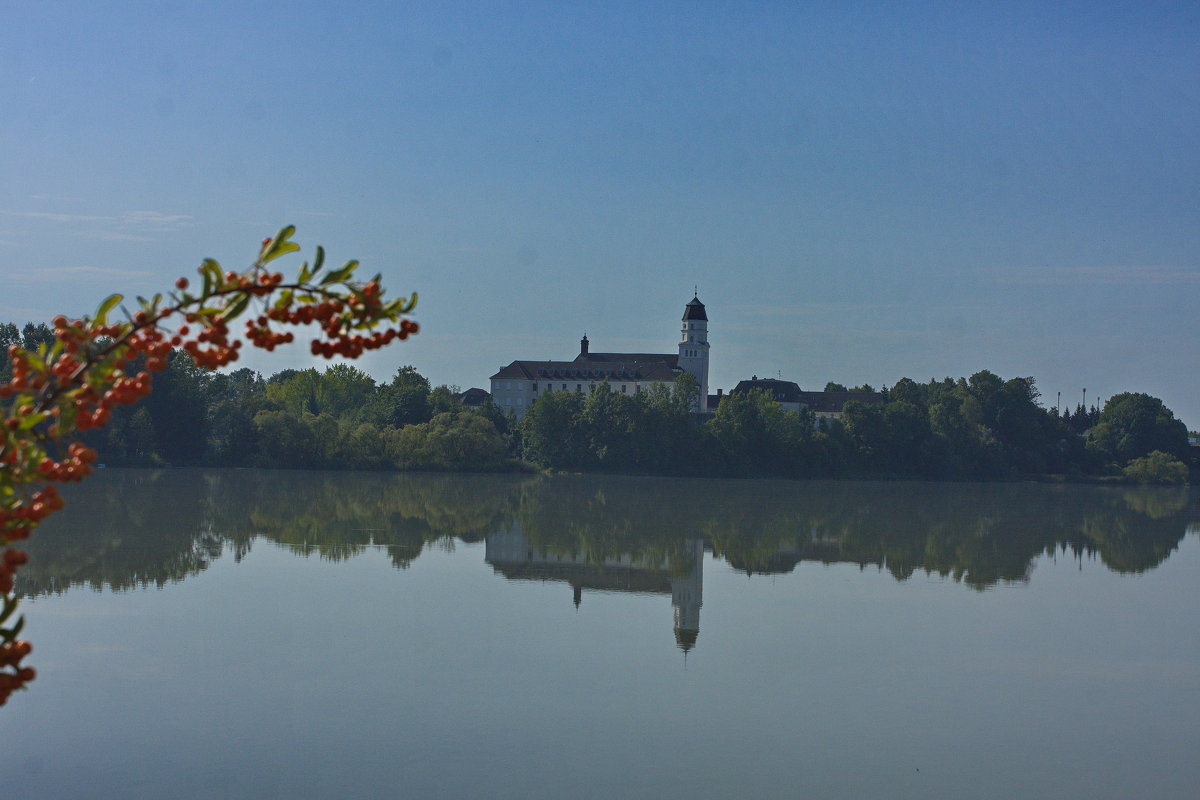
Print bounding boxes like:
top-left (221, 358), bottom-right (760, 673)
top-left (141, 351), bottom-right (211, 464)
top-left (330, 421), bottom-right (389, 470)
top-left (888, 377), bottom-right (926, 407)
top-left (580, 382), bottom-right (640, 469)
top-left (841, 399), bottom-right (933, 475)
top-left (126, 407), bottom-right (158, 463)
top-left (206, 368), bottom-right (267, 466)
top-left (708, 388), bottom-right (811, 476)
top-left (388, 411), bottom-right (507, 470)
top-left (20, 322), bottom-right (54, 352)
top-left (266, 368), bottom-right (322, 415)
top-left (427, 385), bottom-right (460, 416)
top-left (1089, 393), bottom-right (1190, 465)
top-left (264, 365), bottom-right (376, 419)
top-left (518, 390), bottom-right (588, 469)
top-left (253, 409), bottom-right (323, 469)
top-left (317, 364), bottom-right (377, 418)
top-left (364, 365), bottom-right (432, 428)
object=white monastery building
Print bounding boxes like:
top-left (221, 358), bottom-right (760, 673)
top-left (490, 296), bottom-right (711, 418)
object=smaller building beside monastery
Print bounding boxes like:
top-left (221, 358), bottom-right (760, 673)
top-left (729, 377), bottom-right (885, 421)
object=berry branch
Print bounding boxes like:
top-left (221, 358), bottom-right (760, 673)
top-left (0, 226), bottom-right (418, 705)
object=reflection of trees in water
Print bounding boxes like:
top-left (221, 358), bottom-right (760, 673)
top-left (20, 470), bottom-right (529, 596)
top-left (18, 471), bottom-right (1197, 596)
top-left (18, 470), bottom-right (254, 596)
top-left (704, 481), bottom-right (1196, 589)
top-left (223, 470), bottom-right (525, 568)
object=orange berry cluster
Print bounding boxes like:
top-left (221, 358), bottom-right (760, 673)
top-left (310, 319), bottom-right (419, 359)
top-left (245, 317), bottom-right (295, 351)
top-left (217, 269), bottom-right (285, 296)
top-left (0, 547), bottom-right (28, 593)
top-left (254, 280), bottom-right (420, 360)
top-left (2, 345), bottom-right (49, 397)
top-left (180, 316), bottom-right (243, 369)
top-left (36, 446), bottom-right (97, 484)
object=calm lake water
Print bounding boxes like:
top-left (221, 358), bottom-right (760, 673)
top-left (6, 469), bottom-right (1200, 799)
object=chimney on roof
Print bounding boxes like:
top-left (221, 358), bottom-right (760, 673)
top-left (580, 334), bottom-right (589, 356)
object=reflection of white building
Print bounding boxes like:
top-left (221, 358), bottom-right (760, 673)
top-left (489, 296), bottom-right (711, 418)
top-left (486, 526), bottom-right (704, 652)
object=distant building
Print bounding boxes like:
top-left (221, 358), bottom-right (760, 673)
top-left (490, 296), bottom-right (711, 418)
top-left (453, 387), bottom-right (491, 408)
top-left (729, 376), bottom-right (885, 422)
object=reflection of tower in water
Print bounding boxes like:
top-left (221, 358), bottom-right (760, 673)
top-left (485, 525), bottom-right (704, 653)
top-left (671, 538), bottom-right (703, 652)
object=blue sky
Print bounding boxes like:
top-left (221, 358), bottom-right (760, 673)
top-left (3, 1), bottom-right (1197, 426)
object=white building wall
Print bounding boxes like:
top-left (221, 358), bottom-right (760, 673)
top-left (677, 318), bottom-right (710, 412)
top-left (491, 377), bottom-right (670, 419)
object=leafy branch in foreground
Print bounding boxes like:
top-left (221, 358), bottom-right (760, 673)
top-left (0, 226), bottom-right (418, 705)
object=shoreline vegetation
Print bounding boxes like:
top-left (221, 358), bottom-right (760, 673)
top-left (3, 321), bottom-right (1194, 485)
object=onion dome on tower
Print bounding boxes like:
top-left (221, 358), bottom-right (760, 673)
top-left (682, 296), bottom-right (707, 322)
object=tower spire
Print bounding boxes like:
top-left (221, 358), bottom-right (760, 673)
top-left (679, 295), bottom-right (710, 412)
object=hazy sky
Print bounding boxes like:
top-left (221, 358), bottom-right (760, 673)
top-left (3, 1), bottom-right (1197, 426)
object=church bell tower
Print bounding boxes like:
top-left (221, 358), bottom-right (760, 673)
top-left (677, 295), bottom-right (710, 411)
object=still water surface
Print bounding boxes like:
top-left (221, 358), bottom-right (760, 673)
top-left (6, 470), bottom-right (1200, 799)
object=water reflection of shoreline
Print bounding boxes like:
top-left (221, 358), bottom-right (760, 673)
top-left (487, 525), bottom-right (704, 651)
top-left (19, 470), bottom-right (1198, 600)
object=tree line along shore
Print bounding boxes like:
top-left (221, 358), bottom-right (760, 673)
top-left (3, 321), bottom-right (1194, 483)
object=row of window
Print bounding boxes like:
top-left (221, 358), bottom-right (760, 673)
top-left (495, 382), bottom-right (641, 398)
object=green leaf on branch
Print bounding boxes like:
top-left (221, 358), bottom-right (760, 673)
top-left (3, 615), bottom-right (25, 641)
top-left (394, 292), bottom-right (419, 313)
top-left (320, 260), bottom-right (359, 286)
top-left (262, 225), bottom-right (300, 263)
top-left (223, 293), bottom-right (251, 321)
top-left (95, 294), bottom-right (123, 325)
top-left (312, 245), bottom-right (325, 274)
top-left (201, 259), bottom-right (222, 295)
top-left (17, 412), bottom-right (47, 431)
